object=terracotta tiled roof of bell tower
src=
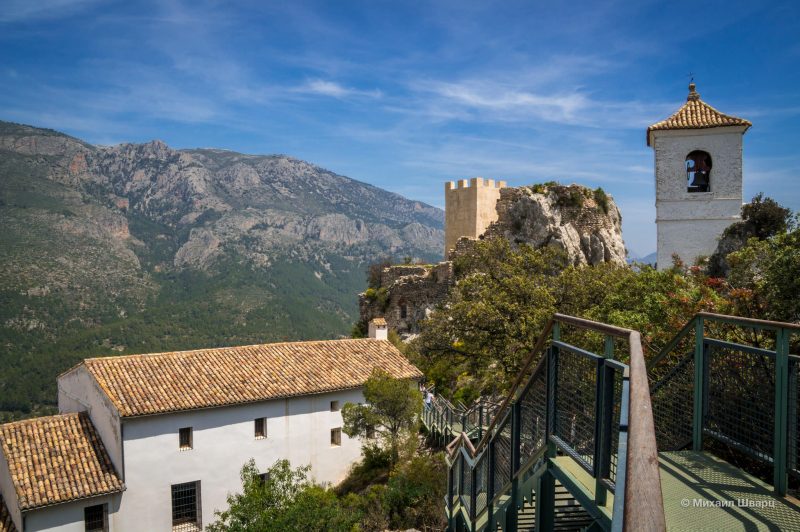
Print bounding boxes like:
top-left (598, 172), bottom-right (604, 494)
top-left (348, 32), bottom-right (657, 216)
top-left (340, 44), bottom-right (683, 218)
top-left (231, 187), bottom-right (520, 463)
top-left (647, 83), bottom-right (751, 145)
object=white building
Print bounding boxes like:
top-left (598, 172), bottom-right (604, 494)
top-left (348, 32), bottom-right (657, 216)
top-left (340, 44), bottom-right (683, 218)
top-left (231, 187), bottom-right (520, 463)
top-left (0, 321), bottom-right (421, 532)
top-left (647, 83), bottom-right (751, 269)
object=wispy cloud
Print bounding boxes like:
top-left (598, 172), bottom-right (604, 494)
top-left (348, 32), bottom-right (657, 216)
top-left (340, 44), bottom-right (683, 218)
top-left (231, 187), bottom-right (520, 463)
top-left (0, 0), bottom-right (98, 23)
top-left (299, 80), bottom-right (382, 99)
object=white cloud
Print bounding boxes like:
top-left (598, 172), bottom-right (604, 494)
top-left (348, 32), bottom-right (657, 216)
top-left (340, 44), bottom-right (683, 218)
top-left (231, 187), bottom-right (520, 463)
top-left (300, 80), bottom-right (382, 99)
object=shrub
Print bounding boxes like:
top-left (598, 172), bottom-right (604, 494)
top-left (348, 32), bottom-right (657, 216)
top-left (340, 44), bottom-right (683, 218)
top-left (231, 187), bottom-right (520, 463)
top-left (593, 187), bottom-right (609, 214)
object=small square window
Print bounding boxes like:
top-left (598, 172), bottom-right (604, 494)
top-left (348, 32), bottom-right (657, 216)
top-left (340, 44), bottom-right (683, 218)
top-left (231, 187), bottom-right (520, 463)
top-left (258, 472), bottom-right (270, 485)
top-left (330, 400), bottom-right (340, 412)
top-left (255, 418), bottom-right (266, 439)
top-left (179, 427), bottom-right (193, 450)
top-left (331, 427), bottom-right (342, 447)
top-left (84, 503), bottom-right (107, 532)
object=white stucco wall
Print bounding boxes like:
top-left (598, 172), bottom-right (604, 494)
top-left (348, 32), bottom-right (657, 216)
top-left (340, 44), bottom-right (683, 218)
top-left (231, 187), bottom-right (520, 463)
top-left (57, 367), bottom-right (124, 476)
top-left (23, 494), bottom-right (121, 532)
top-left (116, 388), bottom-right (364, 531)
top-left (0, 447), bottom-right (22, 531)
top-left (652, 126), bottom-right (746, 269)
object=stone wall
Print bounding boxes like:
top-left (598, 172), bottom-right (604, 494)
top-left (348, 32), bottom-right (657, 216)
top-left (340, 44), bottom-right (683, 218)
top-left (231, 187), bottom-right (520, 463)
top-left (652, 127), bottom-right (746, 269)
top-left (359, 262), bottom-right (453, 339)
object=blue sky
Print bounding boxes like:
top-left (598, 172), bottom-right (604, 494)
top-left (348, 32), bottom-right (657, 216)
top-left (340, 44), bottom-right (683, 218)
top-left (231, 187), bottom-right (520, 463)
top-left (1, 1), bottom-right (798, 256)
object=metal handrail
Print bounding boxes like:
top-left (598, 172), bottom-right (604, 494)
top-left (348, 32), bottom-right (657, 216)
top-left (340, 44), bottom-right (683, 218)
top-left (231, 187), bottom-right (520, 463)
top-left (648, 311), bottom-right (798, 496)
top-left (436, 313), bottom-right (665, 531)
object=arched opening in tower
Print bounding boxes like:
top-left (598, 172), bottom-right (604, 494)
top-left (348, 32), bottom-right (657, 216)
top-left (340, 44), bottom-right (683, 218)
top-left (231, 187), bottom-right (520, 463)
top-left (686, 150), bottom-right (712, 193)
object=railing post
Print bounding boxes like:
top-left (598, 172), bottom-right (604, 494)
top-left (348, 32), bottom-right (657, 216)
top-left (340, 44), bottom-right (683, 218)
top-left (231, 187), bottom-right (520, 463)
top-left (506, 400), bottom-right (521, 531)
top-left (595, 336), bottom-right (615, 508)
top-left (478, 402), bottom-right (484, 442)
top-left (537, 343), bottom-right (557, 531)
top-left (693, 317), bottom-right (705, 451)
top-left (447, 460), bottom-right (455, 532)
top-left (470, 463), bottom-right (477, 525)
top-left (774, 327), bottom-right (789, 495)
top-left (487, 439), bottom-right (495, 530)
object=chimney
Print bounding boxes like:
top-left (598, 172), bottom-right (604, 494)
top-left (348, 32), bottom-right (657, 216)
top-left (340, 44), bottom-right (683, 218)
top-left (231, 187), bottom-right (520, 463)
top-left (368, 318), bottom-right (388, 340)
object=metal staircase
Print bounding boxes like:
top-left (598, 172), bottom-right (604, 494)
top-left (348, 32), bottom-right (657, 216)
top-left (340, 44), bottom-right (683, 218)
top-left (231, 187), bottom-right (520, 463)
top-left (423, 312), bottom-right (800, 531)
top-left (422, 314), bottom-right (664, 531)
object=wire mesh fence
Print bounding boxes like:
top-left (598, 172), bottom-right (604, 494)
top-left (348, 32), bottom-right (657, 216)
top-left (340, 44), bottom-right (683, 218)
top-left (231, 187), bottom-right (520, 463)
top-left (552, 348), bottom-right (598, 470)
top-left (650, 351), bottom-right (695, 451)
top-left (519, 368), bottom-right (547, 466)
top-left (493, 417), bottom-right (513, 496)
top-left (706, 341), bottom-right (775, 462)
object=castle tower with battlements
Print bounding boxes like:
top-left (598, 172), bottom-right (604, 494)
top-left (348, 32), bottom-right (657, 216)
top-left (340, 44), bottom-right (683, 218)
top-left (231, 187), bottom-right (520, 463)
top-left (444, 177), bottom-right (506, 257)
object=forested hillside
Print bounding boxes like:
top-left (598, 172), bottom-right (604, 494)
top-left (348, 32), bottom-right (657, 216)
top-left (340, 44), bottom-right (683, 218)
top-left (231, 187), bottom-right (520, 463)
top-left (0, 121), bottom-right (443, 420)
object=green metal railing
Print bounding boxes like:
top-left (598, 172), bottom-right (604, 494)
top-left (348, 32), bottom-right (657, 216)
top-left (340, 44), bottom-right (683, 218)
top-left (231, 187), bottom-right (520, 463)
top-left (422, 393), bottom-right (500, 444)
top-left (426, 314), bottom-right (665, 531)
top-left (648, 312), bottom-right (800, 496)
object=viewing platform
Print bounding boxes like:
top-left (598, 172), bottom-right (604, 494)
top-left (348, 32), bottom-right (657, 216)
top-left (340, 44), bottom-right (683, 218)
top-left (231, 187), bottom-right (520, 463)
top-left (422, 313), bottom-right (800, 531)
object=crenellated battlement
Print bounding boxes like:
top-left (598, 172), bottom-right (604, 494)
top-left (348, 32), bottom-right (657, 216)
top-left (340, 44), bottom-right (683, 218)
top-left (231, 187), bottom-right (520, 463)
top-left (445, 177), bottom-right (507, 191)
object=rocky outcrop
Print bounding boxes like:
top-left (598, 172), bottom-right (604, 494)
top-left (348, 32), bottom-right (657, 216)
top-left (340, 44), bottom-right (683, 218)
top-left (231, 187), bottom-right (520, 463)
top-left (477, 184), bottom-right (627, 266)
top-left (360, 183), bottom-right (628, 336)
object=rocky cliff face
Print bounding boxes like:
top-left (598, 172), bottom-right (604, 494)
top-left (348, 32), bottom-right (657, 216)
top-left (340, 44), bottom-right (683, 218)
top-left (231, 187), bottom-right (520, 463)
top-left (476, 184), bottom-right (627, 266)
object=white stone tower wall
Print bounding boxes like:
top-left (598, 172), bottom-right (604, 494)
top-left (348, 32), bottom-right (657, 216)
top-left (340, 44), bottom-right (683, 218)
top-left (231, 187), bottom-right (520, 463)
top-left (653, 126), bottom-right (746, 268)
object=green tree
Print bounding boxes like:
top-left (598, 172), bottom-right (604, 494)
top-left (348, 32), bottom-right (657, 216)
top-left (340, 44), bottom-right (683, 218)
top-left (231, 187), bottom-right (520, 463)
top-left (741, 192), bottom-right (792, 239)
top-left (341, 369), bottom-right (420, 466)
top-left (727, 227), bottom-right (800, 323)
top-left (207, 459), bottom-right (359, 532)
top-left (383, 453), bottom-right (448, 530)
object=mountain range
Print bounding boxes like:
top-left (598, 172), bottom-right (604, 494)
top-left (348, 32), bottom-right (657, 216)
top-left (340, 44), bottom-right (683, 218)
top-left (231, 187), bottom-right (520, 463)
top-left (0, 120), bottom-right (443, 419)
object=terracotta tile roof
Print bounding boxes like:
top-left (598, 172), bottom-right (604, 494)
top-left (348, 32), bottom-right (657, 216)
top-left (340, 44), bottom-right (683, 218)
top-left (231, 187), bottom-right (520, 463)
top-left (0, 413), bottom-right (124, 511)
top-left (0, 495), bottom-right (16, 532)
top-left (76, 339), bottom-right (423, 417)
top-left (647, 83), bottom-right (751, 145)
top-left (371, 317), bottom-right (388, 326)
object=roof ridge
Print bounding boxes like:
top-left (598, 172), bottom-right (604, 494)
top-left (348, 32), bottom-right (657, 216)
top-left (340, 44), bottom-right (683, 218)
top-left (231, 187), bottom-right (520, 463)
top-left (83, 337), bottom-right (387, 363)
top-left (0, 411), bottom-right (82, 430)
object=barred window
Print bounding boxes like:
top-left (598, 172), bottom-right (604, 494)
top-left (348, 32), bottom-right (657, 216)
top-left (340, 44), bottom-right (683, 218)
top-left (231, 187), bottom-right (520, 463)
top-left (84, 503), bottom-right (107, 532)
top-left (255, 418), bottom-right (266, 439)
top-left (331, 427), bottom-right (342, 447)
top-left (179, 427), bottom-right (193, 450)
top-left (172, 481), bottom-right (201, 531)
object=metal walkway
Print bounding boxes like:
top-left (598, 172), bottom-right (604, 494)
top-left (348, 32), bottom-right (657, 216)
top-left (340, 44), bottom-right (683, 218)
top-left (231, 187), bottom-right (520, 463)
top-left (659, 451), bottom-right (800, 531)
top-left (424, 312), bottom-right (800, 531)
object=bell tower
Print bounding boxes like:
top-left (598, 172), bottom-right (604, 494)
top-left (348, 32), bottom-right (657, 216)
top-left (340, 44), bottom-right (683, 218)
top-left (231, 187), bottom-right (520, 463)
top-left (647, 83), bottom-right (751, 269)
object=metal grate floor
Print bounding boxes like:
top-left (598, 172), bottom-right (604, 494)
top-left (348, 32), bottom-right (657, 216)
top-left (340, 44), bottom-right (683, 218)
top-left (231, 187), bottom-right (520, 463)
top-left (659, 451), bottom-right (800, 531)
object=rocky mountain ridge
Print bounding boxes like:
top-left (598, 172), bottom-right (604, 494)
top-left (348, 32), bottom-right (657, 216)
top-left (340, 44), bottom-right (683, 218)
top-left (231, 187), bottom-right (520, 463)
top-left (0, 120), bottom-right (443, 419)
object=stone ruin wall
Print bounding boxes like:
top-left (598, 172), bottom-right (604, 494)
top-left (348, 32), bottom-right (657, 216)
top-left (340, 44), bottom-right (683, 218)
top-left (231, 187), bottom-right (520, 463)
top-left (358, 262), bottom-right (453, 339)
